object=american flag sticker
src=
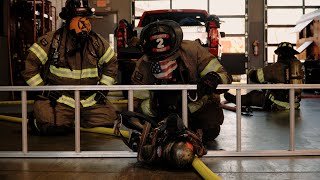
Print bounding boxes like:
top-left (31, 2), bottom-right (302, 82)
top-left (151, 59), bottom-right (177, 79)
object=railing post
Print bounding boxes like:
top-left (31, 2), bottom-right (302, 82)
top-left (75, 90), bottom-right (81, 153)
top-left (289, 88), bottom-right (295, 151)
top-left (236, 89), bottom-right (242, 152)
top-left (21, 90), bottom-right (28, 154)
top-left (182, 89), bottom-right (188, 127)
top-left (128, 90), bottom-right (134, 111)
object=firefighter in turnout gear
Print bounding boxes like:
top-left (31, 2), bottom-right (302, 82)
top-left (22, 0), bottom-right (119, 135)
top-left (224, 42), bottom-right (304, 111)
top-left (131, 20), bottom-right (232, 145)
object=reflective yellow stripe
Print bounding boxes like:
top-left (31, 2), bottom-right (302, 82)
top-left (100, 75), bottom-right (115, 85)
top-left (80, 93), bottom-right (97, 107)
top-left (29, 43), bottom-right (48, 65)
top-left (133, 90), bottom-right (150, 100)
top-left (56, 94), bottom-right (97, 108)
top-left (188, 95), bottom-right (208, 113)
top-left (50, 65), bottom-right (98, 79)
top-left (26, 73), bottom-right (43, 86)
top-left (99, 47), bottom-right (115, 65)
top-left (57, 95), bottom-right (75, 108)
top-left (257, 68), bottom-right (265, 83)
top-left (141, 99), bottom-right (155, 117)
top-left (200, 58), bottom-right (222, 77)
top-left (268, 94), bottom-right (299, 109)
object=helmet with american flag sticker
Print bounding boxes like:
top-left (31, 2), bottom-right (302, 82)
top-left (140, 20), bottom-right (183, 61)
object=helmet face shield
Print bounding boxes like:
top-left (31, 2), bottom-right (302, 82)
top-left (141, 20), bottom-right (183, 61)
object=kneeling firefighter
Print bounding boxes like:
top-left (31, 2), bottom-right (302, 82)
top-left (224, 42), bottom-right (304, 111)
top-left (131, 20), bottom-right (232, 145)
top-left (116, 111), bottom-right (207, 168)
top-left (22, 0), bottom-right (119, 135)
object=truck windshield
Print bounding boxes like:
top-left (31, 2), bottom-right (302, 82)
top-left (140, 12), bottom-right (207, 27)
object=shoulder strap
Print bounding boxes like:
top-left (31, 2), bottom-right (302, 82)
top-left (42, 29), bottom-right (64, 83)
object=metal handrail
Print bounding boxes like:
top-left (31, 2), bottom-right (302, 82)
top-left (0, 84), bottom-right (320, 157)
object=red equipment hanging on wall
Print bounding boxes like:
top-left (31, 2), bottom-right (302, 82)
top-left (115, 19), bottom-right (135, 49)
top-left (206, 15), bottom-right (222, 58)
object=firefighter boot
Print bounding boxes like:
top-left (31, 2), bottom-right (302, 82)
top-left (201, 126), bottom-right (221, 150)
top-left (27, 113), bottom-right (42, 136)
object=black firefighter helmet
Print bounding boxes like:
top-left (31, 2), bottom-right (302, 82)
top-left (140, 20), bottom-right (183, 61)
top-left (59, 0), bottom-right (95, 20)
top-left (274, 42), bottom-right (299, 56)
top-left (206, 14), bottom-right (222, 30)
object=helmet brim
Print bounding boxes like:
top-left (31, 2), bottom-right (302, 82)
top-left (274, 47), bottom-right (300, 55)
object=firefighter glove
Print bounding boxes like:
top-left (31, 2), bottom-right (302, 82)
top-left (197, 72), bottom-right (220, 96)
top-left (48, 91), bottom-right (62, 107)
top-left (95, 90), bottom-right (109, 104)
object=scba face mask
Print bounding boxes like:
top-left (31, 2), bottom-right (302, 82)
top-left (69, 16), bottom-right (92, 39)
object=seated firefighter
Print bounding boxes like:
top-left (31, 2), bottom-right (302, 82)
top-left (129, 20), bottom-right (232, 146)
top-left (22, 0), bottom-right (119, 135)
top-left (224, 42), bottom-right (304, 111)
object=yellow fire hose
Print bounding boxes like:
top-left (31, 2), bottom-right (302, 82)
top-left (192, 156), bottom-right (222, 180)
top-left (0, 113), bottom-right (222, 179)
top-left (0, 115), bottom-right (129, 138)
top-left (0, 99), bottom-right (128, 105)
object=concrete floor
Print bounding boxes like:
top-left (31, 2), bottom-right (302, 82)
top-left (0, 92), bottom-right (320, 179)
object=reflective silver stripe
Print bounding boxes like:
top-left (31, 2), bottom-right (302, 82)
top-left (141, 99), bottom-right (156, 117)
top-left (26, 73), bottom-right (43, 86)
top-left (56, 94), bottom-right (97, 108)
top-left (29, 43), bottom-right (48, 65)
top-left (268, 94), bottom-right (299, 109)
top-left (257, 68), bottom-right (265, 83)
top-left (100, 75), bottom-right (115, 85)
top-left (98, 47), bottom-right (115, 65)
top-left (133, 90), bottom-right (150, 100)
top-left (218, 73), bottom-right (230, 84)
top-left (200, 58), bottom-right (222, 77)
top-left (50, 65), bottom-right (98, 79)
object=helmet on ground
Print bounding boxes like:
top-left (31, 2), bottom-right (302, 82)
top-left (59, 0), bottom-right (95, 20)
top-left (140, 20), bottom-right (183, 61)
top-left (274, 42), bottom-right (299, 55)
top-left (69, 16), bottom-right (91, 38)
top-left (162, 141), bottom-right (195, 168)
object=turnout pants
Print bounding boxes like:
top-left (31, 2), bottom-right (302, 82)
top-left (32, 99), bottom-right (118, 135)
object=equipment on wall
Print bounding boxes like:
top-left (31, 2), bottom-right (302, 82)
top-left (252, 40), bottom-right (259, 56)
top-left (9, 0), bottom-right (56, 98)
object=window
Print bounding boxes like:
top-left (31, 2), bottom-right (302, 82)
top-left (135, 0), bottom-right (170, 17)
top-left (209, 0), bottom-right (245, 15)
top-left (266, 0), bottom-right (320, 63)
top-left (134, 0), bottom-right (247, 53)
top-left (172, 0), bottom-right (207, 10)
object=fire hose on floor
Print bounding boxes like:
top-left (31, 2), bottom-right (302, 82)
top-left (0, 114), bottom-right (130, 138)
top-left (0, 113), bottom-right (222, 180)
